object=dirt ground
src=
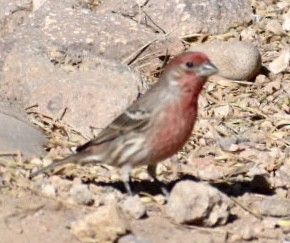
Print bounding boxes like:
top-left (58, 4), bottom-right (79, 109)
top-left (0, 0), bottom-right (290, 242)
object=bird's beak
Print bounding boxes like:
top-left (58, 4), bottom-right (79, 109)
top-left (198, 62), bottom-right (218, 77)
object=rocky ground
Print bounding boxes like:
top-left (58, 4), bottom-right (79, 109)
top-left (0, 0), bottom-right (289, 242)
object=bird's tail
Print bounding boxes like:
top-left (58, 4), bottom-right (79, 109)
top-left (29, 152), bottom-right (101, 179)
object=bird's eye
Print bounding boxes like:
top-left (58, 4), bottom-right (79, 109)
top-left (185, 61), bottom-right (195, 68)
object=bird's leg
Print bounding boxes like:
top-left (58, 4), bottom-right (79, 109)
top-left (120, 164), bottom-right (133, 195)
top-left (170, 154), bottom-right (181, 179)
top-left (147, 163), bottom-right (157, 181)
top-left (147, 164), bottom-right (169, 198)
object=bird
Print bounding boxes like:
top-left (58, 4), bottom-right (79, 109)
top-left (29, 51), bottom-right (218, 194)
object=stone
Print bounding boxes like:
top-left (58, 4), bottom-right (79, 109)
top-left (268, 47), bottom-right (290, 74)
top-left (98, 0), bottom-right (253, 35)
top-left (71, 204), bottom-right (130, 243)
top-left (41, 183), bottom-right (57, 197)
top-left (120, 195), bottom-right (146, 219)
top-left (283, 9), bottom-right (290, 31)
top-left (256, 197), bottom-right (290, 217)
top-left (0, 0), bottom-right (31, 36)
top-left (1, 44), bottom-right (145, 137)
top-left (118, 234), bottom-right (151, 243)
top-left (166, 180), bottom-right (231, 226)
top-left (190, 40), bottom-right (262, 80)
top-left (69, 183), bottom-right (94, 206)
top-left (0, 104), bottom-right (46, 159)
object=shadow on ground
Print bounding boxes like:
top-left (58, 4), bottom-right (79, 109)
top-left (75, 173), bottom-right (275, 197)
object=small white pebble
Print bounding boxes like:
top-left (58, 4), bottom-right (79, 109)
top-left (41, 184), bottom-right (57, 197)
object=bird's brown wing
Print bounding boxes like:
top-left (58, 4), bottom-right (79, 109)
top-left (76, 105), bottom-right (151, 152)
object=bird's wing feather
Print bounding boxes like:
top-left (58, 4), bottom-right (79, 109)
top-left (76, 104), bottom-right (152, 152)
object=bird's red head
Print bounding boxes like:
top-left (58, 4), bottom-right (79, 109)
top-left (166, 51), bottom-right (218, 78)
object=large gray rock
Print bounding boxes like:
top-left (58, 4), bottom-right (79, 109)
top-left (98, 0), bottom-right (253, 35)
top-left (1, 0), bottom-right (182, 66)
top-left (1, 44), bottom-right (146, 136)
top-left (0, 104), bottom-right (46, 159)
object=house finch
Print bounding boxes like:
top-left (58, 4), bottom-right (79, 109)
top-left (30, 52), bottom-right (218, 194)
